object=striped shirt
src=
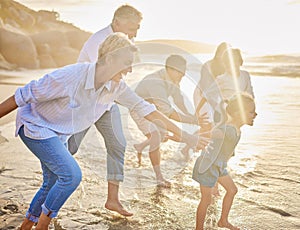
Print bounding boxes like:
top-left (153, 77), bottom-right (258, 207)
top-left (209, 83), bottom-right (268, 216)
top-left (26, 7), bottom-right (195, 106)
top-left (15, 62), bottom-right (155, 143)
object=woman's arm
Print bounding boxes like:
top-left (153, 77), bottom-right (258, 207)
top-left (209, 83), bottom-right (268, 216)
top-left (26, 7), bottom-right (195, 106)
top-left (0, 95), bottom-right (18, 118)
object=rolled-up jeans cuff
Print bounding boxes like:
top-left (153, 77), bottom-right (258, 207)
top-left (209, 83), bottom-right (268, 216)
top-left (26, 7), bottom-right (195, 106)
top-left (107, 174), bottom-right (124, 182)
top-left (25, 211), bottom-right (39, 223)
top-left (41, 204), bottom-right (58, 218)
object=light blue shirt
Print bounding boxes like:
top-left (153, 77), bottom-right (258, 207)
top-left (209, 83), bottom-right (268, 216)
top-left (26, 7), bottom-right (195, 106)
top-left (77, 25), bottom-right (135, 63)
top-left (77, 25), bottom-right (113, 63)
top-left (134, 69), bottom-right (186, 117)
top-left (15, 62), bottom-right (155, 142)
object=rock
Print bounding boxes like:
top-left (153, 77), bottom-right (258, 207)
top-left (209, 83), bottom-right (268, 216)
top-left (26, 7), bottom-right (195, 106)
top-left (30, 30), bottom-right (69, 53)
top-left (8, 5), bottom-right (35, 28)
top-left (52, 47), bottom-right (79, 67)
top-left (36, 43), bottom-right (51, 55)
top-left (0, 0), bottom-right (93, 69)
top-left (0, 28), bottom-right (39, 69)
top-left (18, 8), bottom-right (35, 28)
top-left (65, 30), bottom-right (91, 50)
top-left (0, 53), bottom-right (17, 70)
top-left (37, 10), bottom-right (59, 21)
top-left (4, 17), bottom-right (20, 29)
top-left (31, 31), bottom-right (81, 67)
top-left (35, 44), bottom-right (57, 68)
top-left (38, 54), bottom-right (57, 68)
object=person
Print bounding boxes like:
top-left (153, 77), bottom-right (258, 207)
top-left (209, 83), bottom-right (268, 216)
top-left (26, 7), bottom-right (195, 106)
top-left (192, 93), bottom-right (257, 230)
top-left (68, 5), bottom-right (143, 216)
top-left (194, 42), bottom-right (230, 123)
top-left (0, 33), bottom-right (206, 230)
top-left (130, 54), bottom-right (206, 187)
top-left (180, 42), bottom-right (231, 157)
top-left (216, 48), bottom-right (254, 101)
top-left (77, 4), bottom-right (142, 62)
top-left (211, 47), bottom-right (254, 197)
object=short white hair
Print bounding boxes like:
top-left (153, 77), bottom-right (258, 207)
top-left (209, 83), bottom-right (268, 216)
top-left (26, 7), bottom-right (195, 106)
top-left (112, 4), bottom-right (142, 24)
top-left (97, 32), bottom-right (137, 64)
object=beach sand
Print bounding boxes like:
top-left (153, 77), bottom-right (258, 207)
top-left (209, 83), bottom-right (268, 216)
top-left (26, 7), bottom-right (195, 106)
top-left (1, 69), bottom-right (300, 229)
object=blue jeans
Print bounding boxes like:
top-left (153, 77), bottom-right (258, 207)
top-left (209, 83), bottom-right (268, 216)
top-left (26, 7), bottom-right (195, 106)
top-left (68, 104), bottom-right (126, 181)
top-left (19, 126), bottom-right (82, 222)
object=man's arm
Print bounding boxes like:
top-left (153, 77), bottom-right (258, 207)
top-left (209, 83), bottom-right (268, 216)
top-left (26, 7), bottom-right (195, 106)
top-left (115, 84), bottom-right (208, 150)
top-left (172, 87), bottom-right (191, 115)
top-left (168, 110), bottom-right (197, 124)
top-left (0, 95), bottom-right (18, 118)
top-left (144, 110), bottom-right (208, 151)
top-left (171, 86), bottom-right (210, 125)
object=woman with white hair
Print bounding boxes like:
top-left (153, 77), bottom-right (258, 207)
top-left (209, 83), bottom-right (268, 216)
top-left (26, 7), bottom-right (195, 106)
top-left (0, 33), bottom-right (206, 229)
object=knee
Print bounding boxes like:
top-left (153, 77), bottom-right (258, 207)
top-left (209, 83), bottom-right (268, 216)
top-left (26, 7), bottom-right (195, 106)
top-left (200, 194), bottom-right (212, 206)
top-left (227, 186), bottom-right (238, 196)
top-left (107, 138), bottom-right (126, 154)
top-left (69, 172), bottom-right (82, 190)
top-left (64, 166), bottom-right (82, 189)
top-left (41, 176), bottom-right (57, 191)
top-left (149, 132), bottom-right (161, 150)
top-left (71, 168), bottom-right (82, 187)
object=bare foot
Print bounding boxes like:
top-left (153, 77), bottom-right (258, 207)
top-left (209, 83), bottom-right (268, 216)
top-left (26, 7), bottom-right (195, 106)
top-left (217, 220), bottom-right (240, 230)
top-left (157, 179), bottom-right (171, 188)
top-left (180, 147), bottom-right (190, 161)
top-left (134, 144), bottom-right (143, 165)
top-left (104, 201), bottom-right (133, 217)
top-left (137, 152), bottom-right (142, 166)
top-left (133, 143), bottom-right (144, 153)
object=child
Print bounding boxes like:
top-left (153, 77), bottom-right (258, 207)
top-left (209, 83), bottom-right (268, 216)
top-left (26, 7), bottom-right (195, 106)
top-left (192, 93), bottom-right (257, 230)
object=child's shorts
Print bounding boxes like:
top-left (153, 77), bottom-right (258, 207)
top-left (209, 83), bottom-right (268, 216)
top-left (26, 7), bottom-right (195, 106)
top-left (192, 157), bottom-right (228, 188)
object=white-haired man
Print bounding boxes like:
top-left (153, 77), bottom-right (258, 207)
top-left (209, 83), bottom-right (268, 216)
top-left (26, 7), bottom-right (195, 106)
top-left (68, 5), bottom-right (143, 217)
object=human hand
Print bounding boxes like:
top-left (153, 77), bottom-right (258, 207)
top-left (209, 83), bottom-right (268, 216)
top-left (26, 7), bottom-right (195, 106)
top-left (182, 131), bottom-right (209, 151)
top-left (195, 112), bottom-right (210, 126)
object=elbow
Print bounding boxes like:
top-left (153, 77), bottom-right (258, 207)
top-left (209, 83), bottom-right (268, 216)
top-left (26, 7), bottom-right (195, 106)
top-left (144, 110), bottom-right (156, 121)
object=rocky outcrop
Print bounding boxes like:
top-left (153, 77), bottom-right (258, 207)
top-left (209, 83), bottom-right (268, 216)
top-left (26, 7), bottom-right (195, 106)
top-left (0, 28), bottom-right (39, 69)
top-left (0, 0), bottom-right (91, 70)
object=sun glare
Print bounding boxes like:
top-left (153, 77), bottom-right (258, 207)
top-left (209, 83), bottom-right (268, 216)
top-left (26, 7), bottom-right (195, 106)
top-left (224, 49), bottom-right (247, 123)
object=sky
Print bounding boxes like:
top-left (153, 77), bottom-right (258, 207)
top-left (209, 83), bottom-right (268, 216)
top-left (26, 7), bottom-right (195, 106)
top-left (18, 0), bottom-right (300, 55)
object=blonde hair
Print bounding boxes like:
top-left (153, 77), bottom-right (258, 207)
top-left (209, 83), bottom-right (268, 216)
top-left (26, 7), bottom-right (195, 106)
top-left (226, 93), bottom-right (254, 117)
top-left (97, 32), bottom-right (137, 64)
top-left (112, 4), bottom-right (143, 24)
top-left (222, 48), bottom-right (243, 67)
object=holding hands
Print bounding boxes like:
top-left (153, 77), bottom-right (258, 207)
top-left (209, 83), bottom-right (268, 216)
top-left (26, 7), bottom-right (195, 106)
top-left (168, 130), bottom-right (210, 152)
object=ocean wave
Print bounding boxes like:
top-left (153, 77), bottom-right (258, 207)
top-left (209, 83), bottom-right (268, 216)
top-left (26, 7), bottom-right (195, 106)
top-left (243, 63), bottom-right (300, 77)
